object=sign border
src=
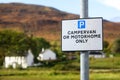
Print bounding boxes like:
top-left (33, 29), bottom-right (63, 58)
top-left (61, 17), bottom-right (103, 51)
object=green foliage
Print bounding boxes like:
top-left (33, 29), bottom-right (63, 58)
top-left (0, 30), bottom-right (30, 56)
top-left (50, 41), bottom-right (66, 61)
top-left (103, 40), bottom-right (110, 55)
top-left (111, 38), bottom-right (120, 54)
top-left (0, 50), bottom-right (4, 66)
top-left (52, 59), bottom-right (80, 71)
top-left (32, 38), bottom-right (50, 54)
top-left (104, 40), bottom-right (109, 49)
top-left (0, 30), bottom-right (51, 63)
top-left (31, 37), bottom-right (51, 63)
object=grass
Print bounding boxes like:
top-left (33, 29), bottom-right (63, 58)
top-left (90, 72), bottom-right (120, 80)
top-left (90, 57), bottom-right (120, 69)
top-left (0, 69), bottom-right (79, 80)
top-left (1, 57), bottom-right (120, 80)
top-left (0, 68), bottom-right (120, 80)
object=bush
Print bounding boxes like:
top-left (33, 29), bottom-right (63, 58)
top-left (111, 38), bottom-right (120, 54)
top-left (0, 52), bottom-right (4, 66)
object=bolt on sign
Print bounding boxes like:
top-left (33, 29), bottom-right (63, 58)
top-left (61, 17), bottom-right (103, 51)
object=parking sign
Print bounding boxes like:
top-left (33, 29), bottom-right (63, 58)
top-left (62, 18), bottom-right (103, 51)
top-left (78, 20), bottom-right (85, 29)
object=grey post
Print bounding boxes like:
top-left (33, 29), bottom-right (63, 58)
top-left (80, 0), bottom-right (89, 80)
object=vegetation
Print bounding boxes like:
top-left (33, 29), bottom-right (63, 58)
top-left (0, 3), bottom-right (120, 42)
top-left (0, 30), bottom-right (120, 80)
top-left (0, 3), bottom-right (79, 41)
top-left (0, 68), bottom-right (79, 80)
top-left (0, 30), bottom-right (30, 56)
top-left (0, 30), bottom-right (50, 65)
top-left (111, 38), bottom-right (120, 54)
top-left (0, 57), bottom-right (120, 80)
top-left (0, 29), bottom-right (120, 66)
top-left (0, 3), bottom-right (120, 80)
top-left (1, 68), bottom-right (120, 80)
top-left (90, 57), bottom-right (120, 69)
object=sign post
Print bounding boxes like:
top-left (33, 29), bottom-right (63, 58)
top-left (61, 0), bottom-right (103, 80)
top-left (80, 0), bottom-right (89, 80)
top-left (62, 18), bottom-right (103, 80)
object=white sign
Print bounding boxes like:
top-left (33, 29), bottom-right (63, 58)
top-left (62, 18), bottom-right (103, 51)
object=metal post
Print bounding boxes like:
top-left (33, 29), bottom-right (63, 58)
top-left (80, 0), bottom-right (88, 18)
top-left (80, 52), bottom-right (89, 80)
top-left (80, 0), bottom-right (89, 80)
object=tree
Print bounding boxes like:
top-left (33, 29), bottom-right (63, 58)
top-left (0, 48), bottom-right (5, 66)
top-left (104, 41), bottom-right (109, 49)
top-left (32, 38), bottom-right (51, 54)
top-left (111, 38), bottom-right (120, 54)
top-left (103, 40), bottom-right (109, 53)
top-left (51, 41), bottom-right (65, 61)
top-left (0, 30), bottom-right (51, 64)
top-left (0, 30), bottom-right (30, 56)
top-left (29, 37), bottom-right (50, 63)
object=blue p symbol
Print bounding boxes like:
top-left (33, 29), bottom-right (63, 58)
top-left (78, 20), bottom-right (85, 29)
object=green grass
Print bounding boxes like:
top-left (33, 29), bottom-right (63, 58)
top-left (1, 57), bottom-right (120, 80)
top-left (0, 69), bottom-right (79, 80)
top-left (0, 68), bottom-right (120, 80)
top-left (90, 57), bottom-right (120, 69)
top-left (90, 72), bottom-right (120, 80)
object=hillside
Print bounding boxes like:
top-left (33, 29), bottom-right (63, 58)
top-left (0, 3), bottom-right (79, 41)
top-left (103, 20), bottom-right (120, 42)
top-left (0, 3), bottom-right (120, 43)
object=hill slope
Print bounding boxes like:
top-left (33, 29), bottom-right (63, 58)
top-left (0, 3), bottom-right (120, 42)
top-left (0, 3), bottom-right (79, 41)
top-left (103, 20), bottom-right (120, 42)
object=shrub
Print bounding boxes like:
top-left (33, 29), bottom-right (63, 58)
top-left (111, 38), bottom-right (120, 54)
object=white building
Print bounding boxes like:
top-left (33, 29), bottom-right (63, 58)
top-left (26, 50), bottom-right (34, 66)
top-left (4, 49), bottom-right (34, 69)
top-left (89, 51), bottom-right (105, 58)
top-left (37, 49), bottom-right (56, 61)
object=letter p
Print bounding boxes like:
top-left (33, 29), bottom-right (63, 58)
top-left (78, 20), bottom-right (85, 29)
